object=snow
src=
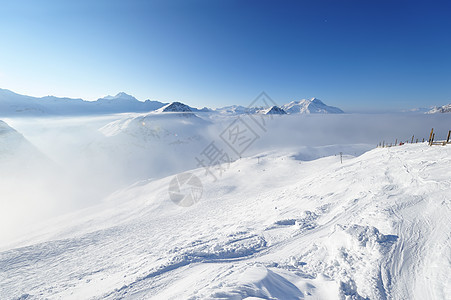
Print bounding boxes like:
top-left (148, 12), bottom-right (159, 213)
top-left (214, 98), bottom-right (343, 115)
top-left (1, 142), bottom-right (450, 299)
top-left (0, 120), bottom-right (46, 162)
top-left (0, 89), bottom-right (166, 116)
top-left (427, 103), bottom-right (451, 114)
top-left (282, 98), bottom-right (344, 114)
top-left (100, 92), bottom-right (137, 101)
top-left (0, 107), bottom-right (450, 299)
top-left (156, 101), bottom-right (193, 113)
top-left (262, 106), bottom-right (287, 115)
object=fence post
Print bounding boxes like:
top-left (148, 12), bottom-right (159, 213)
top-left (430, 133), bottom-right (435, 146)
top-left (447, 130), bottom-right (451, 144)
top-left (428, 128), bottom-right (434, 143)
top-left (411, 135), bottom-right (414, 143)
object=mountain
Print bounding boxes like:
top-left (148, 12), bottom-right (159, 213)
top-left (282, 98), bottom-right (344, 114)
top-left (215, 98), bottom-right (343, 115)
top-left (426, 103), bottom-right (451, 114)
top-left (0, 88), bottom-right (345, 116)
top-left (100, 92), bottom-right (137, 101)
top-left (157, 101), bottom-right (193, 113)
top-left (90, 110), bottom-right (211, 183)
top-left (0, 89), bottom-right (166, 116)
top-left (262, 105), bottom-right (287, 115)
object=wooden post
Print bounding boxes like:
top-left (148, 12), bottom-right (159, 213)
top-left (428, 128), bottom-right (434, 143)
top-left (422, 138), bottom-right (425, 142)
top-left (447, 130), bottom-right (451, 144)
top-left (430, 133), bottom-right (435, 146)
top-left (416, 138), bottom-right (418, 143)
top-left (411, 135), bottom-right (414, 143)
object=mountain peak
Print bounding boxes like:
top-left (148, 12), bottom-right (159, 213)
top-left (115, 92), bottom-right (134, 99)
top-left (310, 97), bottom-right (324, 104)
top-left (101, 92), bottom-right (137, 101)
top-left (264, 106), bottom-right (287, 115)
top-left (281, 98), bottom-right (344, 114)
top-left (160, 102), bottom-right (192, 113)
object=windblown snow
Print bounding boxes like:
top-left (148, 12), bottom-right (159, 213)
top-left (1, 143), bottom-right (450, 300)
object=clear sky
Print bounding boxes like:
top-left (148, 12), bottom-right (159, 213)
top-left (0, 0), bottom-right (450, 111)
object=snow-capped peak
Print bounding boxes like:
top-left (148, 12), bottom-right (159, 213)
top-left (310, 97), bottom-right (324, 104)
top-left (281, 98), bottom-right (344, 114)
top-left (157, 102), bottom-right (193, 113)
top-left (261, 106), bottom-right (287, 115)
top-left (101, 92), bottom-right (137, 101)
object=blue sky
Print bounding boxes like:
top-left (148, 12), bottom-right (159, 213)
top-left (0, 0), bottom-right (450, 111)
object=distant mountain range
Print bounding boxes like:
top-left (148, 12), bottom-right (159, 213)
top-left (2, 88), bottom-right (451, 116)
top-left (0, 89), bottom-right (166, 116)
top-left (211, 98), bottom-right (344, 115)
top-left (0, 88), bottom-right (345, 116)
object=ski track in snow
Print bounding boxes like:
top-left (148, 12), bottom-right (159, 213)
top-left (0, 144), bottom-right (450, 299)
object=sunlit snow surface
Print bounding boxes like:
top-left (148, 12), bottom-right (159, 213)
top-left (0, 113), bottom-right (450, 299)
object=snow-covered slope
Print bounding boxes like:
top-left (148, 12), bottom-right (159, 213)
top-left (86, 110), bottom-right (211, 185)
top-left (427, 103), bottom-right (451, 114)
top-left (282, 98), bottom-right (344, 114)
top-left (99, 110), bottom-right (207, 138)
top-left (1, 144), bottom-right (450, 299)
top-left (0, 120), bottom-right (45, 162)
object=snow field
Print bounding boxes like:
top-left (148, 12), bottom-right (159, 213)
top-left (1, 143), bottom-right (450, 299)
